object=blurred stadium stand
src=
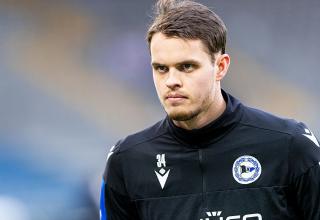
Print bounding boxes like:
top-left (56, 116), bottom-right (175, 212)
top-left (0, 0), bottom-right (319, 219)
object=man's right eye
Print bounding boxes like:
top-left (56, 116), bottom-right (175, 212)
top-left (155, 65), bottom-right (169, 73)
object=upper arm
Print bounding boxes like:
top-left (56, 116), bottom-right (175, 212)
top-left (289, 122), bottom-right (320, 219)
top-left (100, 144), bottom-right (139, 220)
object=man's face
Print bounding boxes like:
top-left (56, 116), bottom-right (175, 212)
top-left (150, 33), bottom-right (220, 121)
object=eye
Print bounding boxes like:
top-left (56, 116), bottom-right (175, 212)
top-left (179, 63), bottom-right (195, 72)
top-left (155, 65), bottom-right (169, 73)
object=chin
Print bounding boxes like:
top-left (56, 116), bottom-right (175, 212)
top-left (167, 109), bottom-right (200, 121)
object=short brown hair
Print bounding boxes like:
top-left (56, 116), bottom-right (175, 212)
top-left (147, 0), bottom-right (227, 60)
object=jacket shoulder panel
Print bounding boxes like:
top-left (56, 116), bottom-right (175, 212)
top-left (240, 106), bottom-right (298, 135)
top-left (240, 105), bottom-right (320, 177)
top-left (113, 118), bottom-right (168, 155)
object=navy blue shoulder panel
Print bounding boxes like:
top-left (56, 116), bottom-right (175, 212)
top-left (240, 105), bottom-right (320, 178)
top-left (240, 105), bottom-right (298, 135)
top-left (115, 118), bottom-right (168, 153)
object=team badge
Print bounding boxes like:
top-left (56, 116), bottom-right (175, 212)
top-left (232, 155), bottom-right (261, 184)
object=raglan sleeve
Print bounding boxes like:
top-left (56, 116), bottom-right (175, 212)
top-left (99, 144), bottom-right (139, 220)
top-left (289, 122), bottom-right (320, 219)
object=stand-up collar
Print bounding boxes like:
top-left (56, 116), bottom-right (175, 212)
top-left (167, 90), bottom-right (243, 148)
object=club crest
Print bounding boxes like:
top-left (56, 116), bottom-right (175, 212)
top-left (232, 155), bottom-right (261, 185)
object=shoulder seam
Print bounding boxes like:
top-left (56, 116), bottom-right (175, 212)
top-left (238, 121), bottom-right (293, 136)
top-left (115, 130), bottom-right (170, 155)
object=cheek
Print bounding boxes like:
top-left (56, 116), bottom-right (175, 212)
top-left (192, 73), bottom-right (214, 97)
top-left (152, 73), bottom-right (159, 88)
top-left (153, 76), bottom-right (164, 96)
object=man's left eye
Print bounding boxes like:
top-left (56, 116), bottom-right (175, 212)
top-left (181, 64), bottom-right (194, 72)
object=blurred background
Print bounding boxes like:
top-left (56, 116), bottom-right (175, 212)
top-left (0, 0), bottom-right (319, 219)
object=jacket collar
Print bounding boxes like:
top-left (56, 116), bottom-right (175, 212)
top-left (167, 90), bottom-right (243, 148)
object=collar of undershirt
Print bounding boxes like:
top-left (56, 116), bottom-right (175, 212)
top-left (167, 90), bottom-right (243, 148)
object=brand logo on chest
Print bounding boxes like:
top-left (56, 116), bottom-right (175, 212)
top-left (154, 154), bottom-right (170, 189)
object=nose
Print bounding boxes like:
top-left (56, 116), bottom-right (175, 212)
top-left (165, 69), bottom-right (182, 90)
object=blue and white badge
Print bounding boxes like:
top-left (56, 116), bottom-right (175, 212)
top-left (232, 155), bottom-right (261, 184)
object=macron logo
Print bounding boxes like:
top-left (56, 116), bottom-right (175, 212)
top-left (154, 169), bottom-right (170, 189)
top-left (106, 145), bottom-right (115, 162)
top-left (303, 128), bottom-right (319, 147)
top-left (154, 154), bottom-right (170, 189)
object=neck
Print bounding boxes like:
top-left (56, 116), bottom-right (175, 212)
top-left (173, 90), bottom-right (226, 130)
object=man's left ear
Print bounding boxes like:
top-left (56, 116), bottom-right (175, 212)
top-left (215, 54), bottom-right (230, 81)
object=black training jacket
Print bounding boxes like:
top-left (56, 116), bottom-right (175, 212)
top-left (100, 91), bottom-right (320, 220)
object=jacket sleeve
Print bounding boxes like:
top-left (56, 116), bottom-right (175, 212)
top-left (100, 144), bottom-right (139, 220)
top-left (289, 123), bottom-right (320, 219)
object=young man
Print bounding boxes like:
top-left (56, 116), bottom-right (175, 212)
top-left (100, 0), bottom-right (320, 219)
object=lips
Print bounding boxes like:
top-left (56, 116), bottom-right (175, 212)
top-left (165, 93), bottom-right (187, 99)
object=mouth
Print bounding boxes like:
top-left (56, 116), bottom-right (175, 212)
top-left (166, 93), bottom-right (187, 99)
top-left (165, 93), bottom-right (188, 103)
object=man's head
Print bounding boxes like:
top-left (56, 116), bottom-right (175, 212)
top-left (147, 0), bottom-right (227, 61)
top-left (148, 0), bottom-right (230, 128)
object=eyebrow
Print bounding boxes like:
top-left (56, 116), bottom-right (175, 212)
top-left (151, 59), bottom-right (201, 67)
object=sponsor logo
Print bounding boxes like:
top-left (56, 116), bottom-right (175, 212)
top-left (154, 154), bottom-right (170, 189)
top-left (303, 128), bottom-right (319, 147)
top-left (200, 211), bottom-right (262, 220)
top-left (106, 145), bottom-right (115, 162)
top-left (232, 155), bottom-right (261, 185)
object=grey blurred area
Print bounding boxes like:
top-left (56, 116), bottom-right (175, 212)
top-left (0, 0), bottom-right (319, 219)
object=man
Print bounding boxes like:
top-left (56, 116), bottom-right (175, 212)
top-left (100, 0), bottom-right (320, 219)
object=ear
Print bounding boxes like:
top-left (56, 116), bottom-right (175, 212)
top-left (215, 54), bottom-right (230, 81)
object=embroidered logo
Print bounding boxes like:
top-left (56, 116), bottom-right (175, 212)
top-left (232, 155), bottom-right (261, 185)
top-left (200, 210), bottom-right (262, 220)
top-left (303, 128), bottom-right (319, 147)
top-left (154, 154), bottom-right (170, 189)
top-left (106, 145), bottom-right (115, 162)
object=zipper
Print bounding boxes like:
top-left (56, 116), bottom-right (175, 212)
top-left (198, 148), bottom-right (207, 209)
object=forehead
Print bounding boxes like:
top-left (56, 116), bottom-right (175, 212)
top-left (150, 33), bottom-right (211, 65)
